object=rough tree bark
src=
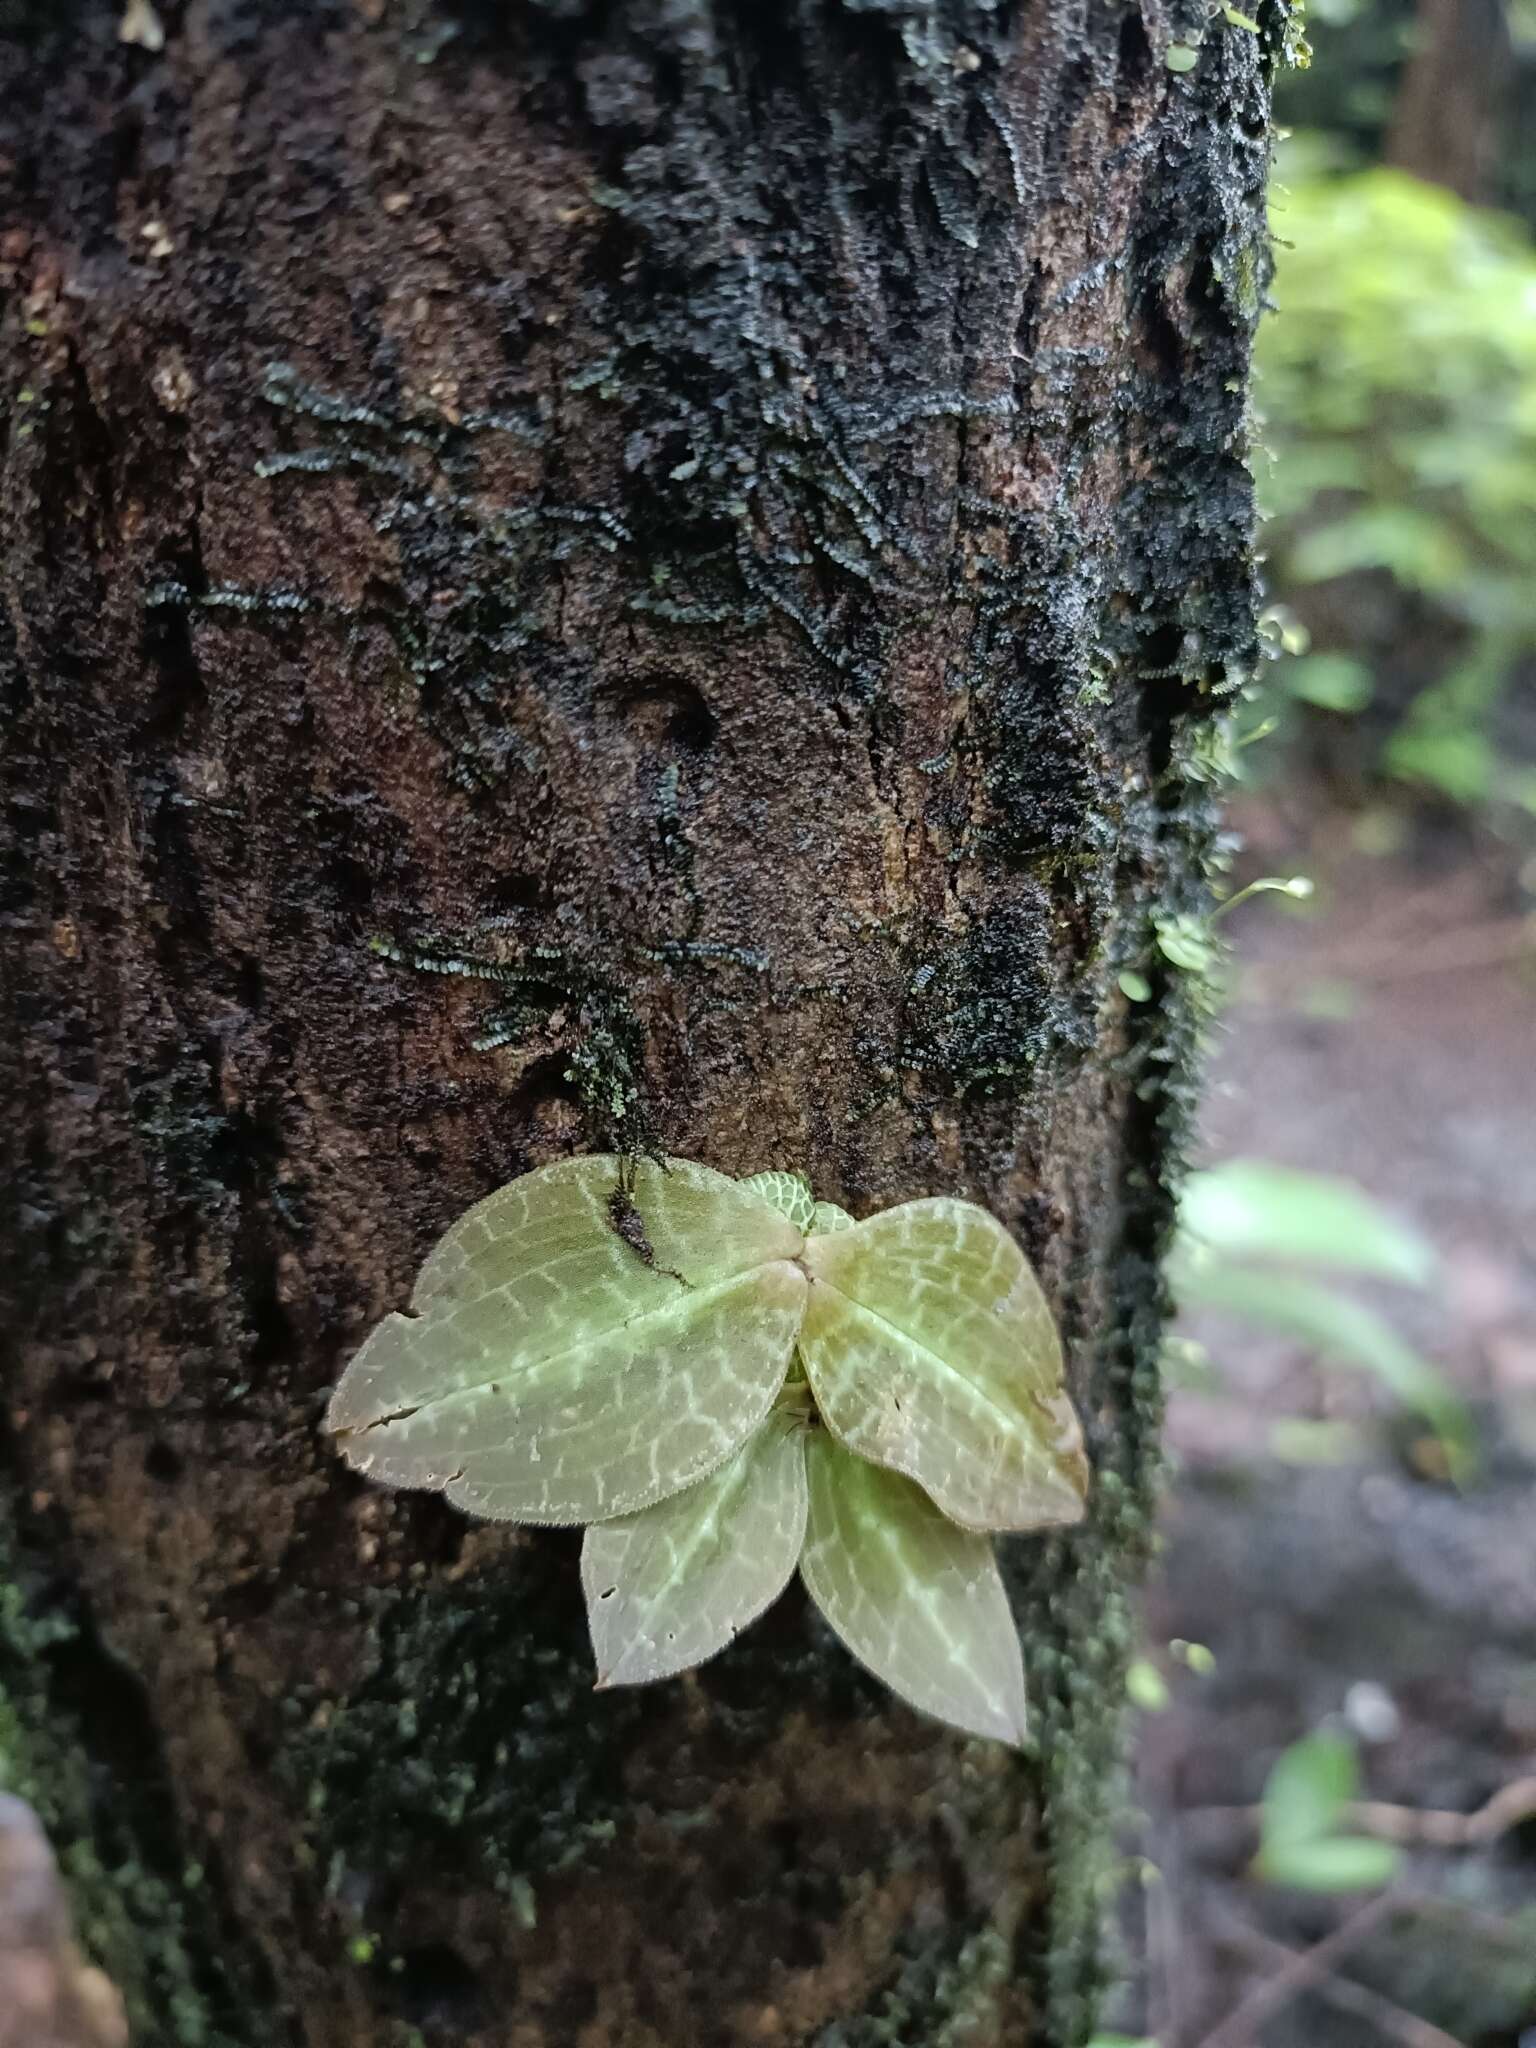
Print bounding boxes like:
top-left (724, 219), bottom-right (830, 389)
top-left (0, 4), bottom-right (1273, 2044)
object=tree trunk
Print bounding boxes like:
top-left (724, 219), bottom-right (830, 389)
top-left (1384, 0), bottom-right (1510, 203)
top-left (0, 4), bottom-right (1271, 2043)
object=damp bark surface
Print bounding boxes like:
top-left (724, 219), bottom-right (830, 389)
top-left (0, 5), bottom-right (1273, 2045)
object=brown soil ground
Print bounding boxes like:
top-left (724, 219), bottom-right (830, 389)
top-left (1109, 803), bottom-right (1536, 2048)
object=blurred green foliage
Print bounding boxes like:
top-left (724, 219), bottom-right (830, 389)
top-left (1256, 1729), bottom-right (1401, 1892)
top-left (1276, 0), bottom-right (1536, 227)
top-left (1179, 1158), bottom-right (1433, 1284)
top-left (1255, 147), bottom-right (1536, 817)
top-left (1172, 1160), bottom-right (1475, 1478)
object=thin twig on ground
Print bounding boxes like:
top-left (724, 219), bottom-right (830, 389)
top-left (1179, 1775), bottom-right (1536, 1851)
top-left (1208, 1897), bottom-right (1466, 2048)
top-left (1192, 1891), bottom-right (1399, 2048)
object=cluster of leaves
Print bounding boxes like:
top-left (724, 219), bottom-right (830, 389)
top-left (327, 1157), bottom-right (1089, 1747)
top-left (1170, 1158), bottom-right (1473, 1479)
top-left (1255, 144), bottom-right (1536, 819)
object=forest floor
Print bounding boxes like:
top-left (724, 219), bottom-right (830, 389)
top-left (1110, 799), bottom-right (1536, 2048)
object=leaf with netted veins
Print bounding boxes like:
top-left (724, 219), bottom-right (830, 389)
top-left (797, 1197), bottom-right (1088, 1534)
top-left (739, 1170), bottom-right (815, 1233)
top-left (800, 1430), bottom-right (1027, 1747)
top-left (809, 1200), bottom-right (854, 1234)
top-left (326, 1155), bottom-right (806, 1525)
top-left (582, 1409), bottom-right (808, 1687)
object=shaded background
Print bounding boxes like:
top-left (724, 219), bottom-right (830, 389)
top-left (1105, 2), bottom-right (1536, 2041)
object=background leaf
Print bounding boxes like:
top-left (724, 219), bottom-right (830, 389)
top-left (1259, 1730), bottom-right (1356, 1848)
top-left (1255, 1730), bottom-right (1403, 1893)
top-left (1180, 1161), bottom-right (1434, 1284)
top-left (1174, 1257), bottom-right (1474, 1479)
top-left (1256, 1835), bottom-right (1402, 1892)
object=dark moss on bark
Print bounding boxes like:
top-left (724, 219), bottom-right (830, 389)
top-left (1, 3), bottom-right (1277, 2042)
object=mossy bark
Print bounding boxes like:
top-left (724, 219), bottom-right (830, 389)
top-left (0, 4), bottom-right (1273, 2044)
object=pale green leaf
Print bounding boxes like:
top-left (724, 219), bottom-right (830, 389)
top-left (1255, 1834), bottom-right (1401, 1892)
top-left (809, 1200), bottom-right (855, 1235)
top-left (327, 1155), bottom-right (806, 1524)
top-left (798, 1198), bottom-right (1088, 1533)
top-left (1284, 652), bottom-right (1374, 713)
top-left (1155, 915), bottom-right (1217, 973)
top-left (1260, 1731), bottom-right (1356, 1848)
top-left (1180, 1161), bottom-right (1434, 1284)
top-left (582, 1411), bottom-right (808, 1687)
top-left (1257, 1727), bottom-right (1403, 1891)
top-left (739, 1170), bottom-right (815, 1233)
top-left (1126, 1659), bottom-right (1170, 1712)
top-left (1269, 1418), bottom-right (1366, 1464)
top-left (800, 1432), bottom-right (1028, 1747)
top-left (1175, 1257), bottom-right (1474, 1476)
top-left (408, 1153), bottom-right (802, 1309)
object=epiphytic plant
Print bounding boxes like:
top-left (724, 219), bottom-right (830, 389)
top-left (327, 1156), bottom-right (1088, 1745)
